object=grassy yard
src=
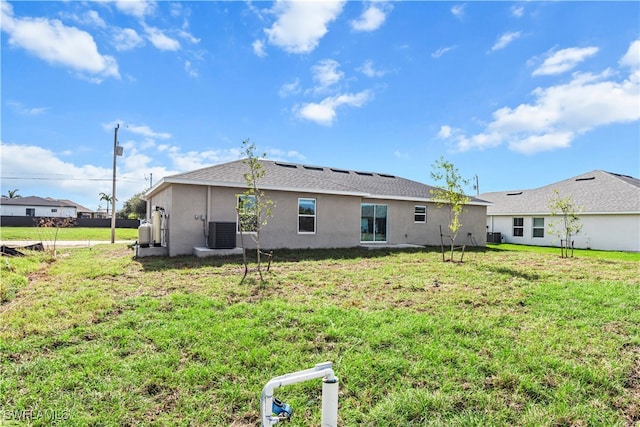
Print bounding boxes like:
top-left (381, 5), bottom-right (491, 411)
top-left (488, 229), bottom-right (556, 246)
top-left (0, 245), bottom-right (638, 426)
top-left (0, 226), bottom-right (138, 241)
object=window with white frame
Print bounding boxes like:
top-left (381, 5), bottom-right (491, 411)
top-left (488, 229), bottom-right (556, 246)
top-left (414, 205), bottom-right (426, 223)
top-left (532, 217), bottom-right (544, 238)
top-left (298, 198), bottom-right (316, 234)
top-left (513, 217), bottom-right (524, 237)
top-left (237, 195), bottom-right (257, 232)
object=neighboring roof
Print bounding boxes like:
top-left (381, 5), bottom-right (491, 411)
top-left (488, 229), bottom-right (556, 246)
top-left (0, 196), bottom-right (70, 207)
top-left (58, 199), bottom-right (93, 213)
top-left (0, 196), bottom-right (92, 212)
top-left (480, 170), bottom-right (640, 215)
top-left (148, 159), bottom-right (488, 205)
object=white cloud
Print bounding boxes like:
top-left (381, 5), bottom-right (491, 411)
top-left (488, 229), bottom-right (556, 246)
top-left (264, 0), bottom-right (345, 54)
top-left (184, 60), bottom-right (197, 78)
top-left (252, 39), bottom-right (266, 57)
top-left (168, 147), bottom-right (241, 172)
top-left (121, 145), bottom-right (153, 171)
top-left (619, 39), bottom-right (640, 70)
top-left (508, 132), bottom-right (574, 155)
top-left (451, 4), bottom-right (465, 19)
top-left (358, 59), bottom-right (387, 77)
top-left (66, 10), bottom-right (106, 28)
top-left (438, 45), bottom-right (640, 155)
top-left (0, 142), bottom-right (162, 209)
top-left (393, 151), bottom-right (409, 160)
top-left (6, 101), bottom-right (48, 116)
top-left (533, 46), bottom-right (599, 76)
top-left (102, 121), bottom-right (171, 140)
top-left (295, 90), bottom-right (372, 126)
top-left (266, 148), bottom-right (306, 162)
top-left (144, 25), bottom-right (180, 51)
top-left (490, 31), bottom-right (521, 52)
top-left (311, 59), bottom-right (344, 93)
top-left (279, 78), bottom-right (301, 98)
top-left (511, 5), bottom-right (524, 18)
top-left (431, 46), bottom-right (456, 59)
top-left (112, 28), bottom-right (144, 51)
top-left (126, 123), bottom-right (172, 139)
top-left (351, 3), bottom-right (391, 32)
top-left (113, 0), bottom-right (157, 19)
top-left (0, 2), bottom-right (119, 81)
top-left (438, 125), bottom-right (453, 139)
top-left (177, 29), bottom-right (200, 45)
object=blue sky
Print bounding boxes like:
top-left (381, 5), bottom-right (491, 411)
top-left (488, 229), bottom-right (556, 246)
top-left (1, 0), bottom-right (639, 212)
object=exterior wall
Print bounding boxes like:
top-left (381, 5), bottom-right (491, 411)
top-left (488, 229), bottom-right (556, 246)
top-left (487, 213), bottom-right (640, 252)
top-left (367, 199), bottom-right (487, 248)
top-left (207, 188), bottom-right (362, 250)
top-left (0, 204), bottom-right (76, 217)
top-left (147, 184), bottom-right (209, 257)
top-left (155, 183), bottom-right (488, 256)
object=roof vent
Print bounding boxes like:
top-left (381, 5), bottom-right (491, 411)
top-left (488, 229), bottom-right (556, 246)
top-left (379, 174), bottom-right (396, 179)
top-left (303, 165), bottom-right (324, 171)
top-left (610, 172), bottom-right (634, 179)
top-left (330, 168), bottom-right (349, 174)
top-left (507, 191), bottom-right (523, 196)
top-left (575, 177), bottom-right (595, 181)
top-left (355, 171), bottom-right (374, 176)
top-left (275, 162), bottom-right (297, 169)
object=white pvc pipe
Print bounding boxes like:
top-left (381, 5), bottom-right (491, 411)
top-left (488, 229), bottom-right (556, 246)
top-left (260, 362), bottom-right (337, 426)
top-left (322, 377), bottom-right (339, 426)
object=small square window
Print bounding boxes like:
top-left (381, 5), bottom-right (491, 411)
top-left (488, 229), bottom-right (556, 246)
top-left (414, 205), bottom-right (427, 223)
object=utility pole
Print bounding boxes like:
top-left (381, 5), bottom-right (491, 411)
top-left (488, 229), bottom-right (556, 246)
top-left (473, 174), bottom-right (479, 196)
top-left (110, 124), bottom-right (121, 243)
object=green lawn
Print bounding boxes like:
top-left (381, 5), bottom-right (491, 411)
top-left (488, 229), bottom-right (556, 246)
top-left (1, 245), bottom-right (638, 426)
top-left (0, 226), bottom-right (138, 241)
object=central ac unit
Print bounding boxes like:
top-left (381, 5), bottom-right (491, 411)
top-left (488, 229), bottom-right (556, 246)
top-left (208, 222), bottom-right (236, 249)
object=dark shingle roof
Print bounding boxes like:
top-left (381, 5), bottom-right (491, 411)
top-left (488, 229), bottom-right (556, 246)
top-left (480, 170), bottom-right (640, 214)
top-left (1, 196), bottom-right (91, 212)
top-left (161, 159), bottom-right (487, 204)
top-left (0, 196), bottom-right (67, 207)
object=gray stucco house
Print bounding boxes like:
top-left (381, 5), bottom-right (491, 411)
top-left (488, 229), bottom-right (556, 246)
top-left (143, 159), bottom-right (489, 256)
top-left (480, 170), bottom-right (640, 252)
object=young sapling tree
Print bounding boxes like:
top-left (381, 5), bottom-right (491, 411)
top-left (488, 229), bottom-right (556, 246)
top-left (430, 157), bottom-right (471, 262)
top-left (238, 139), bottom-right (275, 283)
top-left (548, 189), bottom-right (583, 258)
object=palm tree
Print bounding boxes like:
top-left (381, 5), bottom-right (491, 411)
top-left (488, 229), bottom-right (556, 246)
top-left (3, 189), bottom-right (21, 198)
top-left (99, 192), bottom-right (113, 216)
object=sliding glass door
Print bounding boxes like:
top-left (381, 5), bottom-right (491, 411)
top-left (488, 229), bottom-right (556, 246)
top-left (361, 204), bottom-right (387, 242)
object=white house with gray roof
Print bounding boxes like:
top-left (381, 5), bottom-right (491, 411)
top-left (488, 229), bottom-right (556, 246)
top-left (480, 170), bottom-right (640, 252)
top-left (144, 159), bottom-right (489, 256)
top-left (0, 196), bottom-right (79, 218)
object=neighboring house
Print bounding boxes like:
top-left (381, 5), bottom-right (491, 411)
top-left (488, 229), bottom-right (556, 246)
top-left (480, 170), bottom-right (640, 252)
top-left (0, 196), bottom-right (78, 218)
top-left (144, 159), bottom-right (489, 256)
top-left (57, 199), bottom-right (95, 218)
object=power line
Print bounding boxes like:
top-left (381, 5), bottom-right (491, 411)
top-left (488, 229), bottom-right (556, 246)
top-left (0, 176), bottom-right (143, 182)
